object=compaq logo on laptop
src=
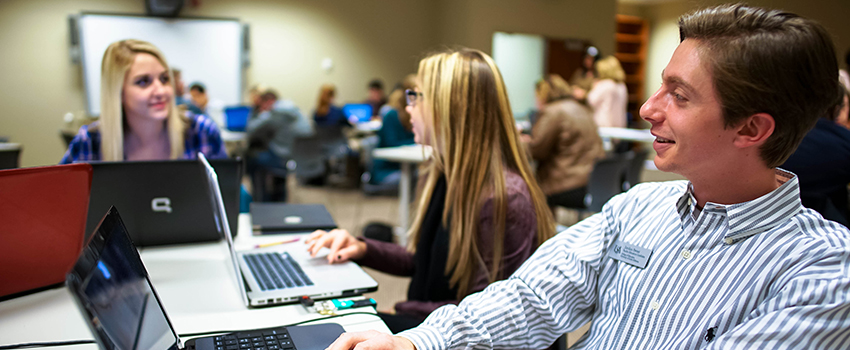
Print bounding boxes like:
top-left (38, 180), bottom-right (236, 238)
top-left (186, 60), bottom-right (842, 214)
top-left (151, 197), bottom-right (172, 213)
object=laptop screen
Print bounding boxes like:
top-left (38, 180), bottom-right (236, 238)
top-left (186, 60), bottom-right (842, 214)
top-left (342, 103), bottom-right (373, 123)
top-left (71, 209), bottom-right (179, 350)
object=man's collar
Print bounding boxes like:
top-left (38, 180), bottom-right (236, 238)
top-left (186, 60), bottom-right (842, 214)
top-left (676, 169), bottom-right (802, 244)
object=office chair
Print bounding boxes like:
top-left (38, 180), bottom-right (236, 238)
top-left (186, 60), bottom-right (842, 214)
top-left (291, 134), bottom-right (328, 184)
top-left (584, 152), bottom-right (634, 212)
top-left (622, 149), bottom-right (650, 191)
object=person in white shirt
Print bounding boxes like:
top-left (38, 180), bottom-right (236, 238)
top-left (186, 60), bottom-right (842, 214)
top-left (587, 55), bottom-right (628, 128)
top-left (325, 4), bottom-right (850, 349)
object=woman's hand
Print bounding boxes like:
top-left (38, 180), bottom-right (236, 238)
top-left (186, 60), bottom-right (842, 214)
top-left (326, 331), bottom-right (416, 350)
top-left (304, 229), bottom-right (367, 264)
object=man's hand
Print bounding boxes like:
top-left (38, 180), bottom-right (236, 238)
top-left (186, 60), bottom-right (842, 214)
top-left (325, 331), bottom-right (416, 350)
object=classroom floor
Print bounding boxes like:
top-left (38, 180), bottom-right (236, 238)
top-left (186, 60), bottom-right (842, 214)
top-left (277, 167), bottom-right (684, 346)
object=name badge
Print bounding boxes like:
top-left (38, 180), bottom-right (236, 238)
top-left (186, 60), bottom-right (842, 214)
top-left (607, 241), bottom-right (652, 269)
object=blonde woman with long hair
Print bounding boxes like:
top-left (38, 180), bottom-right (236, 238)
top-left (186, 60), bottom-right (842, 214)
top-left (305, 49), bottom-right (555, 332)
top-left (61, 39), bottom-right (226, 164)
top-left (587, 55), bottom-right (629, 128)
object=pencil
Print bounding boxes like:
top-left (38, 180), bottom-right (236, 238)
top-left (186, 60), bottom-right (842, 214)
top-left (254, 237), bottom-right (300, 249)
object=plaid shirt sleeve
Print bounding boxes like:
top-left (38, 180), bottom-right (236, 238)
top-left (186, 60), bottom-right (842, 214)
top-left (60, 125), bottom-right (100, 164)
top-left (184, 114), bottom-right (228, 159)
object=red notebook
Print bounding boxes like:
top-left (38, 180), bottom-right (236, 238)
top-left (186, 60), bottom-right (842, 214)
top-left (0, 163), bottom-right (92, 298)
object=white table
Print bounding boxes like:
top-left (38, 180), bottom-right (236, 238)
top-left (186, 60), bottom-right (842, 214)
top-left (597, 127), bottom-right (655, 150)
top-left (371, 145), bottom-right (431, 237)
top-left (0, 214), bottom-right (389, 348)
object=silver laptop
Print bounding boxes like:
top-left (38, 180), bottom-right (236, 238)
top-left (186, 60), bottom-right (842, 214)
top-left (199, 154), bottom-right (378, 308)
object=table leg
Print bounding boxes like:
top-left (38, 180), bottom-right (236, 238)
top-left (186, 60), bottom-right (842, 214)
top-left (396, 162), bottom-right (411, 246)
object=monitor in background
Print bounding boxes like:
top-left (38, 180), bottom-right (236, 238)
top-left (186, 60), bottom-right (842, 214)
top-left (224, 106), bottom-right (251, 131)
top-left (342, 103), bottom-right (373, 123)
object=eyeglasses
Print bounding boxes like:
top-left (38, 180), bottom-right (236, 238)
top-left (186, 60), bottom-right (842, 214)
top-left (405, 89), bottom-right (423, 106)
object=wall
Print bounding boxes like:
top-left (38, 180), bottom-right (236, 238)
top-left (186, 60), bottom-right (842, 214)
top-left (1, 0), bottom-right (618, 167)
top-left (619, 0), bottom-right (850, 103)
top-left (438, 0), bottom-right (617, 60)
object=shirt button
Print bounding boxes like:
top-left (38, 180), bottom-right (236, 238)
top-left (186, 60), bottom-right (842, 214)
top-left (681, 250), bottom-right (692, 260)
top-left (650, 301), bottom-right (660, 310)
top-left (724, 238), bottom-right (734, 245)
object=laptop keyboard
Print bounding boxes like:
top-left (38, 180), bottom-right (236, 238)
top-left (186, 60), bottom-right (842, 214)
top-left (213, 328), bottom-right (294, 350)
top-left (243, 252), bottom-right (314, 291)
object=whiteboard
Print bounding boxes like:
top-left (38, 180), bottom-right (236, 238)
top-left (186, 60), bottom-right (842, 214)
top-left (492, 32), bottom-right (545, 121)
top-left (78, 13), bottom-right (243, 117)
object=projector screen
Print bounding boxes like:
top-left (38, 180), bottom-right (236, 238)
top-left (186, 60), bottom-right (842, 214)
top-left (77, 13), bottom-right (244, 117)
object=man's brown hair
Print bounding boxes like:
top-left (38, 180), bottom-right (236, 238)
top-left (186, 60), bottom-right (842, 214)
top-left (679, 4), bottom-right (843, 167)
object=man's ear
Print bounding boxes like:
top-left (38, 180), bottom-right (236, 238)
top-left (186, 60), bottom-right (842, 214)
top-left (734, 113), bottom-right (775, 149)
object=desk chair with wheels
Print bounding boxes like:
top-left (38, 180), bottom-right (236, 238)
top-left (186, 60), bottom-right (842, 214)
top-left (0, 143), bottom-right (22, 170)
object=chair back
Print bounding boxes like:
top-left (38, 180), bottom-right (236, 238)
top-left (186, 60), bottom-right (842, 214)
top-left (586, 152), bottom-right (633, 212)
top-left (291, 135), bottom-right (327, 180)
top-left (0, 143), bottom-right (22, 170)
top-left (623, 149), bottom-right (650, 191)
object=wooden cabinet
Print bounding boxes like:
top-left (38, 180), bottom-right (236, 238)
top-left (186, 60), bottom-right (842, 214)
top-left (614, 14), bottom-right (649, 126)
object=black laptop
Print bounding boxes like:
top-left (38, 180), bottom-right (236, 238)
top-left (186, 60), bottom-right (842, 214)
top-left (250, 203), bottom-right (336, 234)
top-left (66, 206), bottom-right (345, 350)
top-left (86, 158), bottom-right (242, 246)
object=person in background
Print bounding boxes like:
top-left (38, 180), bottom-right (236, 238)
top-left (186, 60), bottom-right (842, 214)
top-left (327, 5), bottom-right (850, 350)
top-left (313, 83), bottom-right (349, 127)
top-left (245, 87), bottom-right (310, 202)
top-left (171, 68), bottom-right (188, 106)
top-left (782, 86), bottom-right (850, 226)
top-left (587, 56), bottom-right (629, 128)
top-left (523, 74), bottom-right (604, 213)
top-left (570, 45), bottom-right (600, 101)
top-left (305, 49), bottom-right (555, 333)
top-left (366, 78), bottom-right (388, 117)
top-left (188, 82), bottom-right (208, 115)
top-left (61, 39), bottom-right (226, 164)
top-left (313, 84), bottom-right (353, 184)
top-left (364, 74), bottom-right (417, 194)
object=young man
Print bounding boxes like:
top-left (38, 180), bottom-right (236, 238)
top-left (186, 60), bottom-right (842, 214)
top-left (328, 4), bottom-right (850, 349)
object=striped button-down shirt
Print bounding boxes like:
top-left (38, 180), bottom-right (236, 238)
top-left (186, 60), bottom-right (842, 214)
top-left (400, 170), bottom-right (850, 349)
top-left (60, 113), bottom-right (227, 164)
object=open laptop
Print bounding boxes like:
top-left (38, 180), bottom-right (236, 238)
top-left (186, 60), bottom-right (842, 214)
top-left (86, 158), bottom-right (242, 246)
top-left (66, 206), bottom-right (345, 350)
top-left (250, 203), bottom-right (337, 234)
top-left (0, 163), bottom-right (92, 299)
top-left (199, 154), bottom-right (378, 308)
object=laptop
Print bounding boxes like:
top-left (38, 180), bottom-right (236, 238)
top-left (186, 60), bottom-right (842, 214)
top-left (250, 203), bottom-right (337, 234)
top-left (0, 163), bottom-right (92, 299)
top-left (342, 103), bottom-right (373, 123)
top-left (66, 206), bottom-right (345, 350)
top-left (86, 158), bottom-right (242, 246)
top-left (199, 154), bottom-right (378, 308)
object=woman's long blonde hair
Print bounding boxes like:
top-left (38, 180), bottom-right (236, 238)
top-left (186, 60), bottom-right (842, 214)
top-left (99, 39), bottom-right (184, 161)
top-left (385, 74), bottom-right (417, 131)
top-left (315, 84), bottom-right (336, 116)
top-left (408, 49), bottom-right (555, 299)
